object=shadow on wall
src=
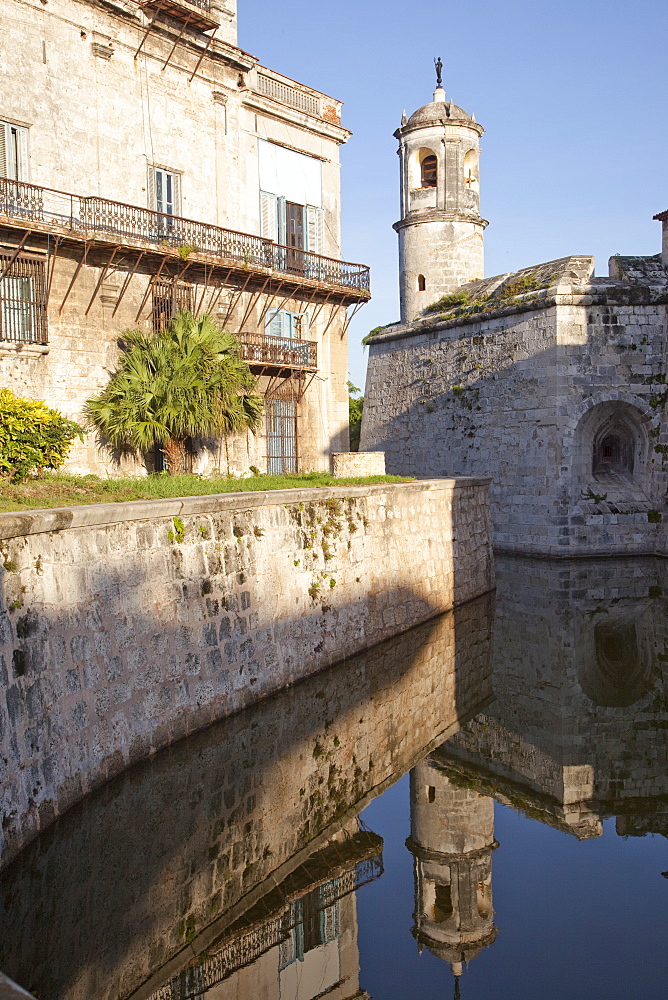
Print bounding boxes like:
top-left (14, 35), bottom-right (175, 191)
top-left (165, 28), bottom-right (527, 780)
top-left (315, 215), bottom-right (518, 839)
top-left (0, 483), bottom-right (493, 871)
top-left (360, 320), bottom-right (668, 553)
top-left (0, 591), bottom-right (494, 1000)
top-left (434, 555), bottom-right (668, 839)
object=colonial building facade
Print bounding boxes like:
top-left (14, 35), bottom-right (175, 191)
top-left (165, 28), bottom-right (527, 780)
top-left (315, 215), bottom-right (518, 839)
top-left (361, 78), bottom-right (668, 556)
top-left (0, 0), bottom-right (369, 474)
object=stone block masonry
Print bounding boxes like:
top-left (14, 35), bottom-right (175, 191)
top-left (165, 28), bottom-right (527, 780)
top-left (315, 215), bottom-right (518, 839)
top-left (362, 256), bottom-right (668, 556)
top-left (0, 478), bottom-right (493, 868)
top-left (331, 451), bottom-right (386, 476)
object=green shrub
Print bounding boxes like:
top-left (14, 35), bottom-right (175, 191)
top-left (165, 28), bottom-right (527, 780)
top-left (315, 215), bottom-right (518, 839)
top-left (362, 322), bottom-right (399, 346)
top-left (348, 381), bottom-right (364, 451)
top-left (0, 389), bottom-right (83, 483)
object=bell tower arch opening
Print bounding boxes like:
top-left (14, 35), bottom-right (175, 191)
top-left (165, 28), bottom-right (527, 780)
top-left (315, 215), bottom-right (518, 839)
top-left (408, 146), bottom-right (440, 191)
top-left (463, 148), bottom-right (479, 194)
top-left (421, 152), bottom-right (438, 189)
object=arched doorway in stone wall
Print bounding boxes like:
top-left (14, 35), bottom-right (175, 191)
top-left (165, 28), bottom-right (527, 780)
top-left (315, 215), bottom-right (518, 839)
top-left (572, 400), bottom-right (650, 496)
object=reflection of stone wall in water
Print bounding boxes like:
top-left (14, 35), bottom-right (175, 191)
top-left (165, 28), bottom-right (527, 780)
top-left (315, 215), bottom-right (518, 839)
top-left (438, 556), bottom-right (668, 839)
top-left (0, 593), bottom-right (494, 1000)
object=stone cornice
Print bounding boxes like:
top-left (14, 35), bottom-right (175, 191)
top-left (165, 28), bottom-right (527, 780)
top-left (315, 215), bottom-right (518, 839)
top-left (393, 210), bottom-right (488, 232)
top-left (395, 118), bottom-right (484, 140)
top-left (406, 836), bottom-right (499, 864)
top-left (243, 93), bottom-right (352, 144)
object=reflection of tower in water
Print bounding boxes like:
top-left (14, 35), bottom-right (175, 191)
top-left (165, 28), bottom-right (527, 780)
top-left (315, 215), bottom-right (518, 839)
top-left (406, 760), bottom-right (498, 991)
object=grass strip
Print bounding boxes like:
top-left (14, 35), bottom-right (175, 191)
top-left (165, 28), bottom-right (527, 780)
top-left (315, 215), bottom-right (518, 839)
top-left (0, 472), bottom-right (415, 512)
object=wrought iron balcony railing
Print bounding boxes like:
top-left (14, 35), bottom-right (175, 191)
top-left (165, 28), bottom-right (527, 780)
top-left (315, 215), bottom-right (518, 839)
top-left (0, 178), bottom-right (370, 297)
top-left (236, 331), bottom-right (317, 369)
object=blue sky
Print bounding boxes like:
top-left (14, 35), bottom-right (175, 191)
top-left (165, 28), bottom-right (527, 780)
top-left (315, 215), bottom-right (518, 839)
top-left (239, 0), bottom-right (668, 390)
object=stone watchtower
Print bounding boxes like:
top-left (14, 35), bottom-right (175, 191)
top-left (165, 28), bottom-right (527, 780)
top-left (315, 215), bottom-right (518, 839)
top-left (406, 760), bottom-right (498, 991)
top-left (394, 65), bottom-right (487, 324)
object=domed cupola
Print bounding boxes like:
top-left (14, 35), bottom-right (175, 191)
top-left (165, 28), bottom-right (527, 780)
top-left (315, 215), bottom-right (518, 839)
top-left (394, 60), bottom-right (488, 324)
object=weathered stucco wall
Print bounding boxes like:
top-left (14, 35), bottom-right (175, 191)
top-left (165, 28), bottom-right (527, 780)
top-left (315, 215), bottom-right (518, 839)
top-left (0, 588), bottom-right (494, 1000)
top-left (0, 250), bottom-right (351, 478)
top-left (1, 0), bottom-right (353, 478)
top-left (0, 479), bottom-right (493, 869)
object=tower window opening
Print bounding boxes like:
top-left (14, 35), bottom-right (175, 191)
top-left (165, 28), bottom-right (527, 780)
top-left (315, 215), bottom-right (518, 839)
top-left (433, 884), bottom-right (453, 922)
top-left (463, 148), bottom-right (479, 192)
top-left (421, 155), bottom-right (437, 188)
top-left (418, 274), bottom-right (426, 292)
top-left (427, 785), bottom-right (435, 802)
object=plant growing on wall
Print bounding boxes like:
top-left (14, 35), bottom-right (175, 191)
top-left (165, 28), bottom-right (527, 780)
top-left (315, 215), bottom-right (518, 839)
top-left (84, 311), bottom-right (263, 473)
top-left (0, 389), bottom-right (83, 483)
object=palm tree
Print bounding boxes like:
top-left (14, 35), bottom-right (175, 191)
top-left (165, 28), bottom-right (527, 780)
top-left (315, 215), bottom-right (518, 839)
top-left (85, 311), bottom-right (263, 472)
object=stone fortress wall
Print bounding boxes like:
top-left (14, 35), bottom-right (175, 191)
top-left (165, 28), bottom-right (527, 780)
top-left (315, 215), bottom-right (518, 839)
top-left (0, 478), bottom-right (493, 870)
top-left (0, 586), bottom-right (494, 1000)
top-left (362, 253), bottom-right (668, 556)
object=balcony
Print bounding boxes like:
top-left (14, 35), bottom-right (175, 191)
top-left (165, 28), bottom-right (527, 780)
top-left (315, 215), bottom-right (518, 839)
top-left (236, 331), bottom-right (317, 371)
top-left (0, 178), bottom-right (370, 302)
top-left (256, 74), bottom-right (321, 117)
top-left (139, 0), bottom-right (219, 32)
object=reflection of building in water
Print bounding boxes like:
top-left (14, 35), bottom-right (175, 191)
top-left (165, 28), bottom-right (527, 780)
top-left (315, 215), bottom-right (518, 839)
top-left (435, 556), bottom-right (668, 841)
top-left (150, 826), bottom-right (381, 1000)
top-left (406, 761), bottom-right (497, 990)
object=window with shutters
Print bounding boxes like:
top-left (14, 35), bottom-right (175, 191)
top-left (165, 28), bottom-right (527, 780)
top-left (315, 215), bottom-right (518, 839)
top-left (149, 166), bottom-right (181, 227)
top-left (259, 191), bottom-right (323, 255)
top-left (278, 888), bottom-right (340, 970)
top-left (0, 121), bottom-right (30, 181)
top-left (0, 249), bottom-right (47, 344)
top-left (265, 309), bottom-right (306, 340)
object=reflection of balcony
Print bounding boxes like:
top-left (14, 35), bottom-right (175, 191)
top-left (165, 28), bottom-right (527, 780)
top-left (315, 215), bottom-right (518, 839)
top-left (139, 0), bottom-right (219, 32)
top-left (237, 331), bottom-right (317, 371)
top-left (0, 178), bottom-right (370, 301)
top-left (148, 830), bottom-right (383, 1000)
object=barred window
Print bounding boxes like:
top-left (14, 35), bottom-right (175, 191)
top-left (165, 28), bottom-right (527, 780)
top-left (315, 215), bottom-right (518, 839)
top-left (0, 250), bottom-right (47, 344)
top-left (152, 278), bottom-right (194, 331)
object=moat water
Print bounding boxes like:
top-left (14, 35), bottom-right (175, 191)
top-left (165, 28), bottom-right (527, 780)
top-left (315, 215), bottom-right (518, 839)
top-left (1, 556), bottom-right (667, 1000)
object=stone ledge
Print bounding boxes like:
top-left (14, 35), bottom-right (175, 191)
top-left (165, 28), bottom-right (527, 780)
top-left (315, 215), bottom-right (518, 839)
top-left (331, 451), bottom-right (386, 477)
top-left (0, 342), bottom-right (49, 357)
top-left (368, 288), bottom-right (668, 347)
top-left (0, 477), bottom-right (492, 540)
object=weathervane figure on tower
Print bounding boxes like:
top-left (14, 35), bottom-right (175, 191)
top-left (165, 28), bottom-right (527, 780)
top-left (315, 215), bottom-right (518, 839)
top-left (434, 56), bottom-right (443, 88)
